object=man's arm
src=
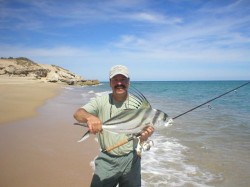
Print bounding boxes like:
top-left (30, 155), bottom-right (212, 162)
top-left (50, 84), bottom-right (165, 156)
top-left (73, 108), bottom-right (102, 134)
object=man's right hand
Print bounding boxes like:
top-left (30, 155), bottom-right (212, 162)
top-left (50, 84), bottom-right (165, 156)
top-left (74, 108), bottom-right (102, 134)
top-left (86, 115), bottom-right (103, 134)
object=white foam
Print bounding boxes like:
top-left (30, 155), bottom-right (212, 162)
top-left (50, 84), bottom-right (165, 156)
top-left (141, 133), bottom-right (223, 186)
top-left (63, 86), bottom-right (74, 90)
top-left (95, 91), bottom-right (111, 97)
top-left (81, 93), bottom-right (90, 97)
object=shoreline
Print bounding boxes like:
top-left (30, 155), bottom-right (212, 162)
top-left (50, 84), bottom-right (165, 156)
top-left (0, 77), bottom-right (99, 186)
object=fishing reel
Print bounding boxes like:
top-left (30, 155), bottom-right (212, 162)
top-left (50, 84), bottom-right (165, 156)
top-left (136, 138), bottom-right (154, 156)
top-left (142, 139), bottom-right (154, 151)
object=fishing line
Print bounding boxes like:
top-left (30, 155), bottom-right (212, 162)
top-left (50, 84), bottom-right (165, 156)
top-left (172, 81), bottom-right (249, 120)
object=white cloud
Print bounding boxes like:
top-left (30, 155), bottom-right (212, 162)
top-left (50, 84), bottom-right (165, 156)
top-left (0, 0), bottom-right (249, 80)
top-left (126, 12), bottom-right (182, 24)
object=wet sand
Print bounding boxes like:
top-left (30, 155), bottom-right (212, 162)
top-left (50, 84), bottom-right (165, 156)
top-left (0, 77), bottom-right (99, 187)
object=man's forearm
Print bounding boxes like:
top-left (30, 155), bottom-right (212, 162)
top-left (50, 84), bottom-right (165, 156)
top-left (74, 108), bottom-right (103, 134)
top-left (73, 108), bottom-right (92, 123)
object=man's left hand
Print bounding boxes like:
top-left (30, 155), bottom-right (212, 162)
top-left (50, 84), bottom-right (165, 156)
top-left (140, 125), bottom-right (154, 142)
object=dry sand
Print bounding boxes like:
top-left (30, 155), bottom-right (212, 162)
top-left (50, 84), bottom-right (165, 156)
top-left (0, 77), bottom-right (61, 124)
top-left (0, 77), bottom-right (99, 187)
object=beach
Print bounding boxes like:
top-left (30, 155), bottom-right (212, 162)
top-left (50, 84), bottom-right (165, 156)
top-left (1, 79), bottom-right (249, 187)
top-left (0, 77), bottom-right (99, 187)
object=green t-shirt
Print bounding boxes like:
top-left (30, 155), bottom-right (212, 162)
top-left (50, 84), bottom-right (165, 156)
top-left (82, 93), bottom-right (139, 156)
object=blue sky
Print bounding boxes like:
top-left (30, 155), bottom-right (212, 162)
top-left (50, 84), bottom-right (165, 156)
top-left (0, 0), bottom-right (249, 81)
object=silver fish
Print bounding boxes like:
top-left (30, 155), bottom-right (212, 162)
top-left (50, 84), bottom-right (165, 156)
top-left (102, 108), bottom-right (168, 134)
top-left (75, 107), bottom-right (170, 142)
top-left (74, 87), bottom-right (170, 142)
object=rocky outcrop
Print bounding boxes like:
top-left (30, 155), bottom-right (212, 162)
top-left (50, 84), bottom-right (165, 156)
top-left (0, 57), bottom-right (99, 86)
top-left (76, 79), bottom-right (100, 86)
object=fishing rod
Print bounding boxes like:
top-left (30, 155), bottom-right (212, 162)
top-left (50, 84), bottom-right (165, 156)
top-left (103, 81), bottom-right (250, 153)
top-left (172, 81), bottom-right (250, 120)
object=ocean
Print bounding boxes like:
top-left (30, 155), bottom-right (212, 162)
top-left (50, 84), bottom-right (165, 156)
top-left (67, 81), bottom-right (250, 187)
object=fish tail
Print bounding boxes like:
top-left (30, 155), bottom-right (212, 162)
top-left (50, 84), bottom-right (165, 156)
top-left (77, 130), bottom-right (90, 142)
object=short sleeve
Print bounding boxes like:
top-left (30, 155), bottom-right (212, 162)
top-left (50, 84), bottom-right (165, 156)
top-left (81, 97), bottom-right (99, 116)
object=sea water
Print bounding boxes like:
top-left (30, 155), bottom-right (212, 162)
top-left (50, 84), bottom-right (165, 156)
top-left (68, 81), bottom-right (250, 187)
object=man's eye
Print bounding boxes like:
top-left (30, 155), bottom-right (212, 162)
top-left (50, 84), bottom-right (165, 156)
top-left (115, 79), bottom-right (124, 82)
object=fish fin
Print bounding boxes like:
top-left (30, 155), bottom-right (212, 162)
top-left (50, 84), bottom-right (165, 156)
top-left (129, 86), bottom-right (151, 109)
top-left (77, 130), bottom-right (90, 142)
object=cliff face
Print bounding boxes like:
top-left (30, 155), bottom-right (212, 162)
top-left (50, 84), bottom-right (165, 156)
top-left (0, 57), bottom-right (99, 86)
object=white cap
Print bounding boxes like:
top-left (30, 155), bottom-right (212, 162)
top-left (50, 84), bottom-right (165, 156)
top-left (109, 65), bottom-right (129, 79)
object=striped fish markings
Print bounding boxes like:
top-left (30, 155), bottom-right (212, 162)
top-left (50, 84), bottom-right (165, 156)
top-left (103, 108), bottom-right (168, 134)
top-left (75, 87), bottom-right (170, 142)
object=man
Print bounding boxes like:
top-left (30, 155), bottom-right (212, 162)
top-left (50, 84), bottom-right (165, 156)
top-left (74, 65), bottom-right (154, 187)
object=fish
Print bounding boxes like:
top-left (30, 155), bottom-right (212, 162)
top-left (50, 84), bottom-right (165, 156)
top-left (103, 108), bottom-right (168, 133)
top-left (74, 108), bottom-right (169, 142)
top-left (74, 108), bottom-right (168, 142)
top-left (74, 86), bottom-right (171, 142)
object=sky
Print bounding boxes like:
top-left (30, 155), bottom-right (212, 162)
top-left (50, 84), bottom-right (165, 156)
top-left (0, 0), bottom-right (250, 81)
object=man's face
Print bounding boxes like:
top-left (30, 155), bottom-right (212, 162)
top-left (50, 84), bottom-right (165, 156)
top-left (110, 74), bottom-right (129, 96)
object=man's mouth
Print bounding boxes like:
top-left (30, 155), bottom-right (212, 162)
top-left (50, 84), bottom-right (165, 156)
top-left (115, 85), bottom-right (126, 89)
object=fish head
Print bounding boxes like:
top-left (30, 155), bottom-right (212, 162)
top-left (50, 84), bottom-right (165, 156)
top-left (156, 109), bottom-right (168, 121)
top-left (151, 109), bottom-right (168, 128)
